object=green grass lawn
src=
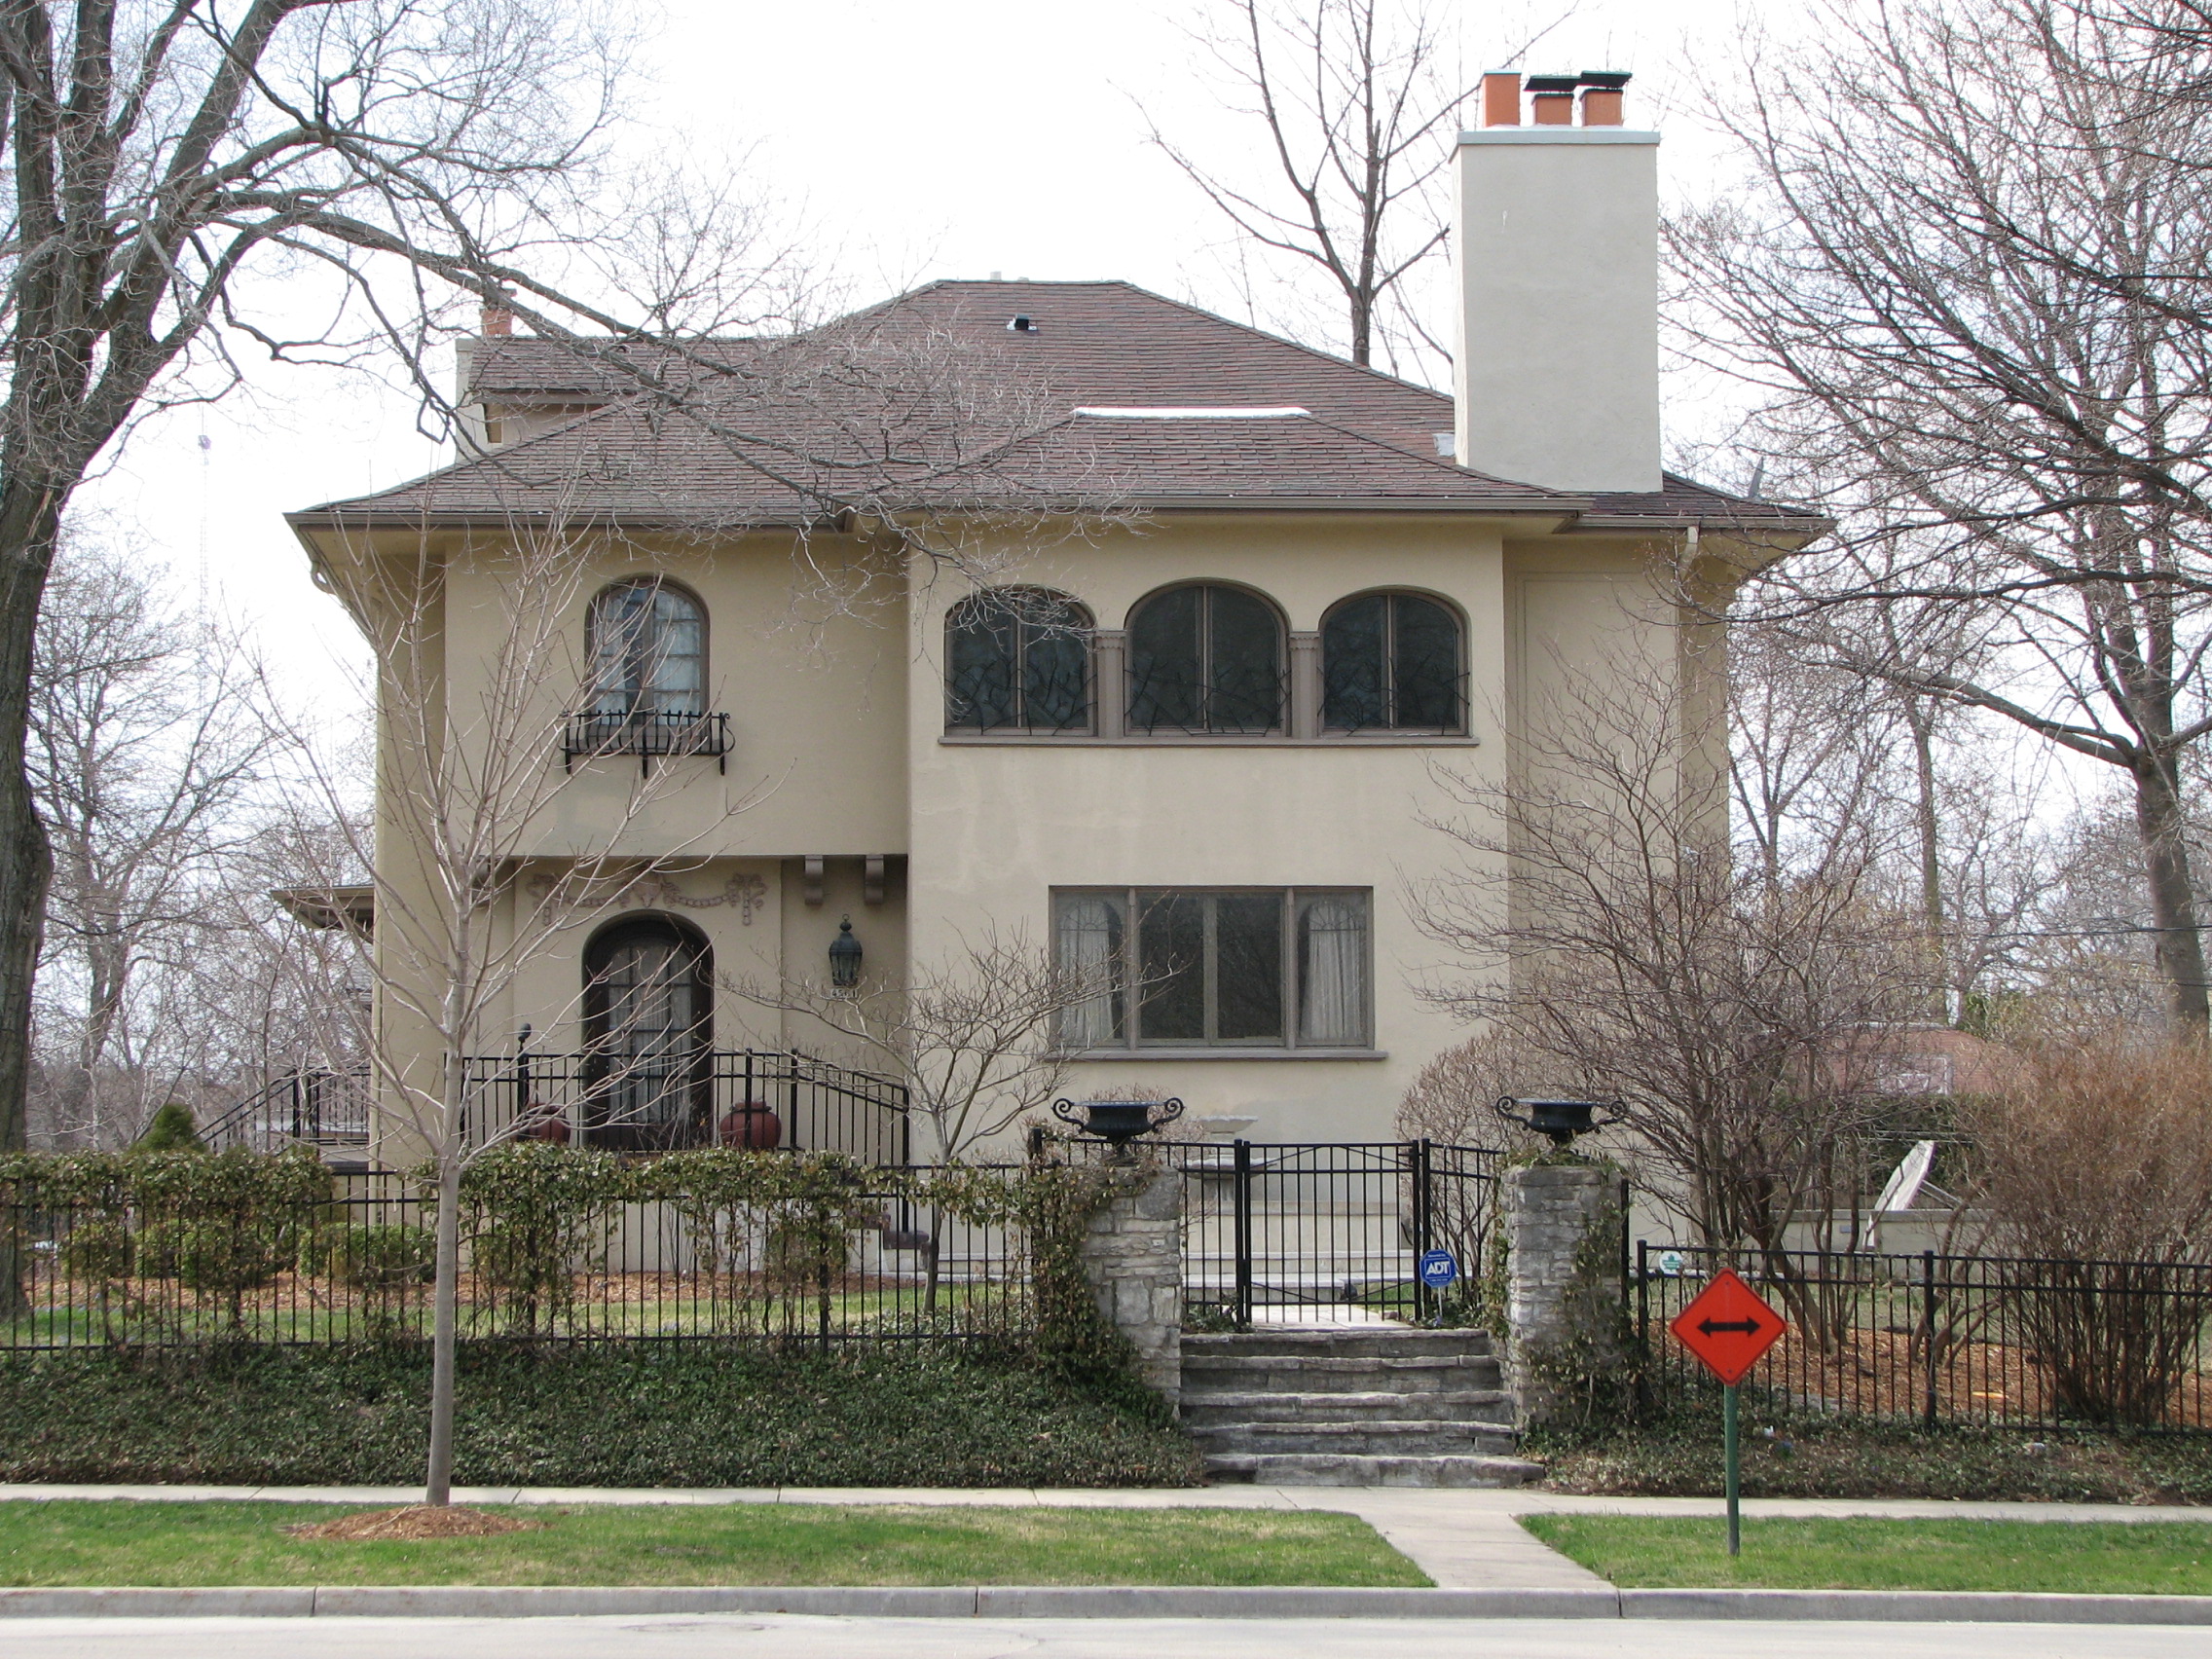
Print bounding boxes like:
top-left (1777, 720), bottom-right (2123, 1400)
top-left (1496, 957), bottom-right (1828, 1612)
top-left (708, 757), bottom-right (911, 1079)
top-left (1520, 1514), bottom-right (2212, 1595)
top-left (0, 1499), bottom-right (1426, 1588)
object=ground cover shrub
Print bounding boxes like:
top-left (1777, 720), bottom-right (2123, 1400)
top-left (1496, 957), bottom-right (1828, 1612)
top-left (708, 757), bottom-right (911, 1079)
top-left (0, 1341), bottom-right (1203, 1489)
top-left (1528, 1397), bottom-right (2212, 1503)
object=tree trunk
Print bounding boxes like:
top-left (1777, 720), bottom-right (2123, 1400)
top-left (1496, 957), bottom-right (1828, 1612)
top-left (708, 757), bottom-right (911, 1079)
top-left (0, 483), bottom-right (64, 1313)
top-left (2132, 752), bottom-right (2212, 1035)
top-left (1904, 700), bottom-right (1950, 1021)
top-left (424, 1143), bottom-right (463, 1505)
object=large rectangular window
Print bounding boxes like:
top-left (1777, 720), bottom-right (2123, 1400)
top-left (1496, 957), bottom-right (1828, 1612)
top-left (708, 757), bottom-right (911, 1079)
top-left (1051, 888), bottom-right (1372, 1051)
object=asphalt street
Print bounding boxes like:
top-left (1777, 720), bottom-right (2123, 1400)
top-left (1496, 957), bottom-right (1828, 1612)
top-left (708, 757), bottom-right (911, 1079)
top-left (0, 1616), bottom-right (2201, 1658)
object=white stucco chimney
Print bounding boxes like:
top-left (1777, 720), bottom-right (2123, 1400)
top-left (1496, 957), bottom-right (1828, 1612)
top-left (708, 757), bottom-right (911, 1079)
top-left (1452, 72), bottom-right (1660, 495)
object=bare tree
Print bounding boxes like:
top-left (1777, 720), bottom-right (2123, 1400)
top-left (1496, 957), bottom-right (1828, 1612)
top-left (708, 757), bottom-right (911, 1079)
top-left (0, 0), bottom-right (660, 1160)
top-left (739, 925), bottom-right (1112, 1167)
top-left (1145, 0), bottom-right (1571, 379)
top-left (25, 535), bottom-right (274, 1145)
top-left (1414, 671), bottom-right (1934, 1272)
top-left (1673, 0), bottom-right (2212, 1029)
top-left (269, 495), bottom-right (763, 1507)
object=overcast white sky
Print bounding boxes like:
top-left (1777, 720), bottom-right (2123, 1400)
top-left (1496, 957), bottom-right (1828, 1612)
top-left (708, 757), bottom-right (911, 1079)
top-left (81, 0), bottom-right (1761, 716)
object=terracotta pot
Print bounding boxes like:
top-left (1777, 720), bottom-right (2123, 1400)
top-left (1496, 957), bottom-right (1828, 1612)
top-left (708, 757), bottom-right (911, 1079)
top-left (719, 1104), bottom-right (782, 1149)
top-left (521, 1110), bottom-right (570, 1145)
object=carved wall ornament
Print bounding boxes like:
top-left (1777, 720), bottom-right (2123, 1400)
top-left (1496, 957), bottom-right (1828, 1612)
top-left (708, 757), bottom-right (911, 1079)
top-left (526, 867), bottom-right (767, 925)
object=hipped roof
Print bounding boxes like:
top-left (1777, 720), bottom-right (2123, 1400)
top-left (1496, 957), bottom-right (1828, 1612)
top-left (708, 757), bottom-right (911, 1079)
top-left (289, 280), bottom-right (1821, 535)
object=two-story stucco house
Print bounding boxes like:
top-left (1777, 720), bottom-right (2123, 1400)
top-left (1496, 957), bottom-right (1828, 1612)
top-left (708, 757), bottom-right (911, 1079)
top-left (283, 74), bottom-right (1818, 1163)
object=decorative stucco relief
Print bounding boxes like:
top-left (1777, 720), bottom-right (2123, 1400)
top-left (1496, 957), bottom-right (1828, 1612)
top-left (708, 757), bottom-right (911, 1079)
top-left (527, 868), bottom-right (768, 925)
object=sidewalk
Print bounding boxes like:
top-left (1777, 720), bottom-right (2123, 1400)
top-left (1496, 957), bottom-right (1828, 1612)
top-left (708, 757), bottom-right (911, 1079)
top-left (4, 1482), bottom-right (2208, 1595)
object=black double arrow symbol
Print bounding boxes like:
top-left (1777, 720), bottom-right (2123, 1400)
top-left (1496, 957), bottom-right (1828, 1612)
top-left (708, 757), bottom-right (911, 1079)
top-left (1697, 1316), bottom-right (1762, 1336)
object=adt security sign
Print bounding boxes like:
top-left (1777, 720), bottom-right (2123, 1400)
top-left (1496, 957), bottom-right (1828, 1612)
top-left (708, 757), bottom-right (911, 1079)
top-left (1418, 1249), bottom-right (1458, 1288)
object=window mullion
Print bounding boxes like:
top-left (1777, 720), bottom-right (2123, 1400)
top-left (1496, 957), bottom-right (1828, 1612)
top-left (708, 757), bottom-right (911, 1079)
top-left (1202, 592), bottom-right (1221, 734)
top-left (1201, 894), bottom-right (1219, 1042)
top-left (1282, 889), bottom-right (1296, 1049)
top-left (1124, 887), bottom-right (1139, 1048)
top-left (1382, 597), bottom-right (1397, 729)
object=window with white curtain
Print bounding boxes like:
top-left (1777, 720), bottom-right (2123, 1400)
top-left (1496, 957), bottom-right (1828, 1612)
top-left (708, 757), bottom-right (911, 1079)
top-left (1051, 888), bottom-right (1371, 1051)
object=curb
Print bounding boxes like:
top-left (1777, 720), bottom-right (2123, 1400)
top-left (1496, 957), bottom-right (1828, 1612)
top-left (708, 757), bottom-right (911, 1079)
top-left (0, 1584), bottom-right (2209, 1621)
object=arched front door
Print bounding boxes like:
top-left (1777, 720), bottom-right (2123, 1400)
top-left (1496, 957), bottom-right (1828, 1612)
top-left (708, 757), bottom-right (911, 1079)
top-left (581, 915), bottom-right (712, 1150)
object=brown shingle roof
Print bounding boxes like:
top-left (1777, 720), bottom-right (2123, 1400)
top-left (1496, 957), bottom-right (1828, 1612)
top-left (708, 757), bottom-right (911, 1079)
top-left (293, 280), bottom-right (1819, 533)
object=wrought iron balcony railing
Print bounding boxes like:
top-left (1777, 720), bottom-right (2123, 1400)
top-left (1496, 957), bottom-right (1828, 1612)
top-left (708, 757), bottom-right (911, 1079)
top-left (562, 710), bottom-right (731, 774)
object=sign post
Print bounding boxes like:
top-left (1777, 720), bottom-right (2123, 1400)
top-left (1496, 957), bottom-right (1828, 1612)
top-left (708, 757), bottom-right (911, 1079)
top-left (1668, 1268), bottom-right (1785, 1558)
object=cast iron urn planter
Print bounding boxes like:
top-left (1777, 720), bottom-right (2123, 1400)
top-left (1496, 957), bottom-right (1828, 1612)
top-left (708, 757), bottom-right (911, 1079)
top-left (1051, 1095), bottom-right (1185, 1159)
top-left (1493, 1094), bottom-right (1622, 1149)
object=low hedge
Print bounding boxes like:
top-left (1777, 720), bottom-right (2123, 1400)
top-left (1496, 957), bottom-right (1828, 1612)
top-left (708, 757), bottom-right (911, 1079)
top-left (0, 1341), bottom-right (1203, 1490)
top-left (1529, 1400), bottom-right (2212, 1504)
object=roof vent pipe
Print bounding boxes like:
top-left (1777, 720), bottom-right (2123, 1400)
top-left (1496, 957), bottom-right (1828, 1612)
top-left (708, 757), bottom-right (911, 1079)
top-left (1008, 314), bottom-right (1038, 333)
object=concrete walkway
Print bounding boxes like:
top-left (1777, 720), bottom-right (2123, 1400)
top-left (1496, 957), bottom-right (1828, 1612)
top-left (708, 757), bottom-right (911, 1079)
top-left (5, 1483), bottom-right (2208, 1594)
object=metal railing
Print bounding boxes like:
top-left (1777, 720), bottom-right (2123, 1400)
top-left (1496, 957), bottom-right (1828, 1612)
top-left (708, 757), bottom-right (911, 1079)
top-left (1638, 1242), bottom-right (2212, 1432)
top-left (461, 1050), bottom-right (909, 1163)
top-left (200, 1069), bottom-right (372, 1155)
top-left (0, 1167), bottom-right (1023, 1352)
top-left (562, 710), bottom-right (731, 773)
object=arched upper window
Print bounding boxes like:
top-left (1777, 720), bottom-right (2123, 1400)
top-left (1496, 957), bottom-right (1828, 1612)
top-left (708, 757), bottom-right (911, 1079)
top-left (589, 578), bottom-right (704, 719)
top-left (944, 588), bottom-right (1093, 733)
top-left (1322, 591), bottom-right (1464, 732)
top-left (581, 914), bottom-right (712, 1152)
top-left (1126, 583), bottom-right (1284, 734)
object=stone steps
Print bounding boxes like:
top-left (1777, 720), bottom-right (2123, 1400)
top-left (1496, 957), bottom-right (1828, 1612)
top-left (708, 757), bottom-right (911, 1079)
top-left (1183, 1328), bottom-right (1495, 1360)
top-left (1178, 1354), bottom-right (1502, 1394)
top-left (1191, 1419), bottom-right (1523, 1456)
top-left (1201, 1452), bottom-right (1541, 1489)
top-left (1178, 1327), bottom-right (1539, 1489)
top-left (1179, 1388), bottom-right (1512, 1426)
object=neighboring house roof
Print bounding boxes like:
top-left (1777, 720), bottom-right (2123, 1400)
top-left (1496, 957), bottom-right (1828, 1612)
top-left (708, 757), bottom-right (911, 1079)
top-left (289, 280), bottom-right (1822, 534)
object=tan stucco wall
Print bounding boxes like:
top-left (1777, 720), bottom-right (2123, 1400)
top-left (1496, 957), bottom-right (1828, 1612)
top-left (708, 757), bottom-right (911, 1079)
top-left (315, 509), bottom-right (1706, 1163)
top-left (903, 514), bottom-right (1691, 1149)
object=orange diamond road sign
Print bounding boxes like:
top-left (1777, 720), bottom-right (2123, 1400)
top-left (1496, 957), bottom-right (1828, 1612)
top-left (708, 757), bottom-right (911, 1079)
top-left (1669, 1269), bottom-right (1785, 1385)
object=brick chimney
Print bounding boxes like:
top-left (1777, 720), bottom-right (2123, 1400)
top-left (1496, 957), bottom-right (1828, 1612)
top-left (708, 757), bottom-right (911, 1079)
top-left (480, 300), bottom-right (514, 338)
top-left (1452, 71), bottom-right (1660, 495)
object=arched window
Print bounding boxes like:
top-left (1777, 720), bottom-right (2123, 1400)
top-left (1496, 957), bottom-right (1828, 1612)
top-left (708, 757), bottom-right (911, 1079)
top-left (944, 588), bottom-right (1092, 732)
top-left (1321, 591), bottom-right (1464, 732)
top-left (581, 915), bottom-right (712, 1151)
top-left (1126, 583), bottom-right (1284, 734)
top-left (589, 578), bottom-right (704, 719)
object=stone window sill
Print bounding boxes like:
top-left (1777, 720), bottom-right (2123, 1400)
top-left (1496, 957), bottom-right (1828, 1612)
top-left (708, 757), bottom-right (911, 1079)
top-left (1060, 1047), bottom-right (1387, 1062)
top-left (939, 734), bottom-right (1476, 749)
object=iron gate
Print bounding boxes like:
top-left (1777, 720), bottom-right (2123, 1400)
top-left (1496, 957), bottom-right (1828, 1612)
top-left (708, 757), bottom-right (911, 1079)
top-left (1165, 1140), bottom-right (1501, 1328)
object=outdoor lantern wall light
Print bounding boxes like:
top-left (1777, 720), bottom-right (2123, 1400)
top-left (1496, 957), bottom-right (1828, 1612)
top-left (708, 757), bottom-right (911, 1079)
top-left (828, 916), bottom-right (863, 989)
top-left (1493, 1094), bottom-right (1623, 1148)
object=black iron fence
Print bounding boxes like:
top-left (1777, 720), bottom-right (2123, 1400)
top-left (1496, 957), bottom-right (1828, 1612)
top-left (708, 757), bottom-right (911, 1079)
top-left (1638, 1242), bottom-right (2212, 1432)
top-left (2, 1169), bottom-right (1023, 1352)
top-left (459, 1050), bottom-right (909, 1162)
top-left (1059, 1139), bottom-right (1501, 1328)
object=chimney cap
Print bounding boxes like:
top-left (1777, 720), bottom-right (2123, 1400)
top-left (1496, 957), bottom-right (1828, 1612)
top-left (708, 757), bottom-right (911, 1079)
top-left (1524, 72), bottom-right (1580, 93)
top-left (1580, 69), bottom-right (1632, 91)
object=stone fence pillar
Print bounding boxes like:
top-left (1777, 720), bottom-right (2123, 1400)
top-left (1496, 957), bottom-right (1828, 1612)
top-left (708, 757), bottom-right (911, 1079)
top-left (1079, 1169), bottom-right (1183, 1410)
top-left (1503, 1161), bottom-right (1627, 1427)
